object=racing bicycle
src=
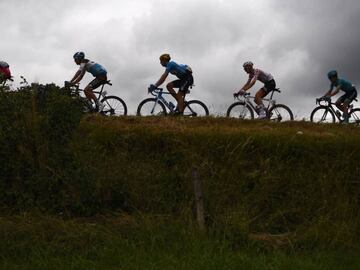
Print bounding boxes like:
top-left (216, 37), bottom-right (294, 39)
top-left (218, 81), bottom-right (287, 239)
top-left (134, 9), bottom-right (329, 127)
top-left (226, 89), bottom-right (294, 121)
top-left (137, 87), bottom-right (209, 117)
top-left (310, 97), bottom-right (360, 124)
top-left (64, 81), bottom-right (127, 116)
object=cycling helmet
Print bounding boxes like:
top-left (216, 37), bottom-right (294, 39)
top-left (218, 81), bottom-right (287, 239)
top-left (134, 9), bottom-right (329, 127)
top-left (243, 61), bottom-right (254, 68)
top-left (327, 70), bottom-right (338, 79)
top-left (73, 52), bottom-right (85, 61)
top-left (159, 54), bottom-right (171, 62)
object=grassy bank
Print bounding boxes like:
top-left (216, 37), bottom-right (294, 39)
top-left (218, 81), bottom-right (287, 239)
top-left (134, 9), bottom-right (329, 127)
top-left (1, 87), bottom-right (360, 268)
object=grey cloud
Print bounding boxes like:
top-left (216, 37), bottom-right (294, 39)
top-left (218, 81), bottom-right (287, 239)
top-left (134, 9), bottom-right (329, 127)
top-left (1, 0), bottom-right (359, 117)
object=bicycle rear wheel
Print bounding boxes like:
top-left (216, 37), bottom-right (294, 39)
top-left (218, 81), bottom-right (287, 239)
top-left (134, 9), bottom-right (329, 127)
top-left (268, 104), bottom-right (294, 122)
top-left (137, 98), bottom-right (167, 116)
top-left (101, 96), bottom-right (127, 116)
top-left (310, 106), bottom-right (335, 123)
top-left (183, 100), bottom-right (209, 117)
top-left (349, 108), bottom-right (360, 125)
top-left (226, 102), bottom-right (254, 119)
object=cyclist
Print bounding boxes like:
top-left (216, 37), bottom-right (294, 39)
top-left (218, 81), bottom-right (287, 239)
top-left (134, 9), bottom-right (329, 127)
top-left (0, 61), bottom-right (11, 83)
top-left (321, 70), bottom-right (357, 123)
top-left (149, 54), bottom-right (193, 114)
top-left (234, 61), bottom-right (276, 119)
top-left (68, 52), bottom-right (107, 111)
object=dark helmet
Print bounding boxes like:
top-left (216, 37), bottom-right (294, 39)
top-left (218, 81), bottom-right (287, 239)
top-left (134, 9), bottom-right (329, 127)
top-left (73, 52), bottom-right (85, 61)
top-left (243, 61), bottom-right (254, 69)
top-left (327, 70), bottom-right (338, 79)
top-left (159, 53), bottom-right (171, 62)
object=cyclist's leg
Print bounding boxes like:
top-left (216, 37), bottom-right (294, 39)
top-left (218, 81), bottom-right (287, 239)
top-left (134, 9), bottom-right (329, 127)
top-left (255, 88), bottom-right (267, 106)
top-left (335, 94), bottom-right (347, 112)
top-left (84, 75), bottom-right (107, 104)
top-left (177, 74), bottom-right (193, 113)
top-left (166, 80), bottom-right (179, 101)
top-left (342, 90), bottom-right (357, 119)
top-left (255, 80), bottom-right (275, 106)
top-left (167, 80), bottom-right (185, 112)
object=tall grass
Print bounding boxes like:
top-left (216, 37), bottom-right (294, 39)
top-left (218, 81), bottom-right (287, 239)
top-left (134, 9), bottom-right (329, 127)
top-left (0, 84), bottom-right (360, 263)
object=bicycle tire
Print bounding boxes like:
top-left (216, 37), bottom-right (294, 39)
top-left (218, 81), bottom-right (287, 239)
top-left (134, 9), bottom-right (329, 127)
top-left (184, 100), bottom-right (209, 117)
top-left (100, 96), bottom-right (127, 116)
top-left (310, 106), bottom-right (335, 123)
top-left (137, 98), bottom-right (167, 116)
top-left (349, 108), bottom-right (360, 125)
top-left (268, 104), bottom-right (294, 122)
top-left (226, 102), bottom-right (254, 119)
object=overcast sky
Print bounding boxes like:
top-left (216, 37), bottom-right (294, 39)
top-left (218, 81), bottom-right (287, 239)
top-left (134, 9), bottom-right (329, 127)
top-left (1, 0), bottom-right (360, 117)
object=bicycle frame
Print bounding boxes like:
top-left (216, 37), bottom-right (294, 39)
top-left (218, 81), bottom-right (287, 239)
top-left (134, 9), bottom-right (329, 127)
top-left (236, 90), bottom-right (278, 114)
top-left (71, 82), bottom-right (109, 100)
top-left (149, 88), bottom-right (197, 115)
top-left (316, 99), bottom-right (345, 122)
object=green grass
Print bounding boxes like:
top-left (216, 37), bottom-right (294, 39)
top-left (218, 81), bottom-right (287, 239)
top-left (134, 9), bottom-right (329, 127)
top-left (1, 214), bottom-right (359, 270)
top-left (1, 87), bottom-right (360, 268)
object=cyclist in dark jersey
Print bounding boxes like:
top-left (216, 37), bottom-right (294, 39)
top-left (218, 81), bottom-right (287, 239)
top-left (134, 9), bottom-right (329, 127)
top-left (149, 54), bottom-right (193, 114)
top-left (0, 61), bottom-right (11, 84)
top-left (322, 70), bottom-right (357, 123)
top-left (68, 52), bottom-right (107, 111)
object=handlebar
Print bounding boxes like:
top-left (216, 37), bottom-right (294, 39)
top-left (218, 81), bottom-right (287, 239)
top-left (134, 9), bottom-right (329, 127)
top-left (148, 86), bottom-right (166, 97)
top-left (316, 97), bottom-right (331, 105)
top-left (233, 92), bottom-right (251, 100)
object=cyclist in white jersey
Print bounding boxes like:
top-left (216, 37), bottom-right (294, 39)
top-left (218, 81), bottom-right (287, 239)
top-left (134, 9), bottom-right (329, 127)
top-left (234, 61), bottom-right (276, 119)
top-left (68, 52), bottom-right (107, 111)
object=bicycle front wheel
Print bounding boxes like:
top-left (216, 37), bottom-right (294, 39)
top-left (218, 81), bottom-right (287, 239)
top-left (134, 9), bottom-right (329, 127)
top-left (137, 98), bottom-right (167, 116)
top-left (310, 106), bottom-right (335, 123)
top-left (184, 100), bottom-right (209, 117)
top-left (349, 108), bottom-right (360, 125)
top-left (101, 96), bottom-right (127, 116)
top-left (268, 104), bottom-right (294, 122)
top-left (226, 102), bottom-right (254, 119)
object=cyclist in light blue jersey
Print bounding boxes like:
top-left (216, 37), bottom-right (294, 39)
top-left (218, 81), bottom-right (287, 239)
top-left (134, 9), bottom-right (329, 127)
top-left (322, 70), bottom-right (357, 123)
top-left (69, 52), bottom-right (107, 110)
top-left (149, 54), bottom-right (193, 114)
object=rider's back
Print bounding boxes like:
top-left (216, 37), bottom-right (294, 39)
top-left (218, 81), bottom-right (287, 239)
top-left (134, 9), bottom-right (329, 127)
top-left (79, 60), bottom-right (107, 77)
top-left (166, 61), bottom-right (189, 78)
top-left (331, 78), bottom-right (354, 93)
top-left (249, 68), bottom-right (273, 84)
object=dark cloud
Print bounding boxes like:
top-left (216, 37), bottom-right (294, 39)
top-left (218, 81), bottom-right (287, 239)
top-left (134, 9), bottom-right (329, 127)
top-left (1, 0), bottom-right (359, 117)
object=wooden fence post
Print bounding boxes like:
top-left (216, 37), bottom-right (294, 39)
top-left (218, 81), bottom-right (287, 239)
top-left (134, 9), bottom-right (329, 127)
top-left (193, 169), bottom-right (205, 232)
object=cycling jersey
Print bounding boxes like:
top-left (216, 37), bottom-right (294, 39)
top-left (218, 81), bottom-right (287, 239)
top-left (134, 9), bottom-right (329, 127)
top-left (247, 69), bottom-right (274, 84)
top-left (330, 78), bottom-right (355, 93)
top-left (0, 61), bottom-right (11, 80)
top-left (166, 61), bottom-right (191, 79)
top-left (79, 60), bottom-right (107, 77)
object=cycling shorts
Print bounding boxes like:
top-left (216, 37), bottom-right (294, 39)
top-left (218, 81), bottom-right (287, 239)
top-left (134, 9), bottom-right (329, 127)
top-left (171, 71), bottom-right (194, 93)
top-left (89, 75), bottom-right (107, 90)
top-left (262, 79), bottom-right (276, 95)
top-left (337, 88), bottom-right (357, 104)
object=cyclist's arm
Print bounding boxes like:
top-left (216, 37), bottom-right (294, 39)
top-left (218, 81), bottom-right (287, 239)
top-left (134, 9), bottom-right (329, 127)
top-left (71, 70), bottom-right (86, 84)
top-left (329, 86), bottom-right (341, 96)
top-left (154, 71), bottom-right (169, 87)
top-left (325, 86), bottom-right (341, 97)
top-left (241, 78), bottom-right (256, 91)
